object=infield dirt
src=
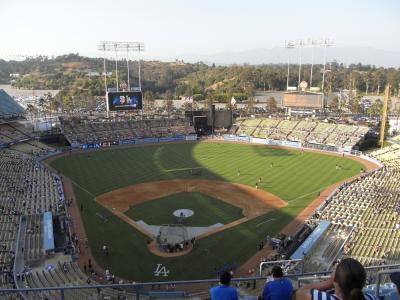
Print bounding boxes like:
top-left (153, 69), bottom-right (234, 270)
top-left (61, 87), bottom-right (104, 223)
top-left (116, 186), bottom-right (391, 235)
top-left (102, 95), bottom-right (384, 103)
top-left (96, 179), bottom-right (287, 238)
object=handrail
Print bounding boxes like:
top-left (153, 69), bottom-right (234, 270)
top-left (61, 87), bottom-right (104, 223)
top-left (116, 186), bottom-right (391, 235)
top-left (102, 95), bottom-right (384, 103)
top-left (375, 268), bottom-right (400, 297)
top-left (259, 259), bottom-right (304, 276)
top-left (2, 264), bottom-right (400, 299)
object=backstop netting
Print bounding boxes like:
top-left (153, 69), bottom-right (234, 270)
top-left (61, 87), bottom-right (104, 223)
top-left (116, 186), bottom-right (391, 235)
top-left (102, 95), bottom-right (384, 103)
top-left (157, 224), bottom-right (189, 245)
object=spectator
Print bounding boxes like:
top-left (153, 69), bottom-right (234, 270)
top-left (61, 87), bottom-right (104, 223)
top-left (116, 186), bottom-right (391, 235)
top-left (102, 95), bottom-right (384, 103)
top-left (210, 271), bottom-right (238, 300)
top-left (390, 272), bottom-right (400, 296)
top-left (296, 258), bottom-right (379, 300)
top-left (260, 265), bottom-right (292, 300)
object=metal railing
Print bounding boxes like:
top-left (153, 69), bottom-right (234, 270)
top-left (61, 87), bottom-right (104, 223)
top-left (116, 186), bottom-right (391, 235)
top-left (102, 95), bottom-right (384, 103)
top-left (1, 263), bottom-right (399, 299)
top-left (376, 268), bottom-right (400, 297)
top-left (259, 259), bottom-right (304, 276)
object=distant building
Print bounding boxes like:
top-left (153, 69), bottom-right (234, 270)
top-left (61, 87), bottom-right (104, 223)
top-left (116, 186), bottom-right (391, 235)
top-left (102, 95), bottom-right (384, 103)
top-left (88, 72), bottom-right (100, 77)
top-left (9, 73), bottom-right (20, 78)
top-left (87, 71), bottom-right (112, 77)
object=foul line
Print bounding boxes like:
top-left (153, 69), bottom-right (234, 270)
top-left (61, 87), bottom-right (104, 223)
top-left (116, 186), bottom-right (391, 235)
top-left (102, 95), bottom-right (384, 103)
top-left (165, 167), bottom-right (203, 172)
top-left (96, 213), bottom-right (108, 222)
top-left (68, 178), bottom-right (97, 199)
top-left (286, 186), bottom-right (329, 203)
top-left (256, 218), bottom-right (276, 228)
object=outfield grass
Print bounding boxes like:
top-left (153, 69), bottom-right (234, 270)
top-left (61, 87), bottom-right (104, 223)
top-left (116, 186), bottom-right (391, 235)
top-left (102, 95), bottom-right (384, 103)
top-left (125, 192), bottom-right (243, 226)
top-left (51, 141), bottom-right (364, 281)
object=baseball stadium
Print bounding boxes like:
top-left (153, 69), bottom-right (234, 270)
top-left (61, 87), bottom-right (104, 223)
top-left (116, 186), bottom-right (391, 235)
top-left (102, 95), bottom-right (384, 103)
top-left (2, 79), bottom-right (400, 300)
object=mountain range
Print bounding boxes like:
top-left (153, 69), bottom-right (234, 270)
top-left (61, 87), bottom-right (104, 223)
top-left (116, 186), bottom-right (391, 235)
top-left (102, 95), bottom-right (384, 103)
top-left (158, 47), bottom-right (400, 68)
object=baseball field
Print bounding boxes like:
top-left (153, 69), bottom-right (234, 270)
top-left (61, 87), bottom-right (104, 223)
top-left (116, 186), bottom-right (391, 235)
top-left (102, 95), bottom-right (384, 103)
top-left (50, 141), bottom-right (368, 281)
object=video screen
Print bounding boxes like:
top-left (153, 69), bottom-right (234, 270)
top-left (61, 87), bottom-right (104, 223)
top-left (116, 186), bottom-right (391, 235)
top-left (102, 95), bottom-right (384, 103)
top-left (107, 91), bottom-right (143, 111)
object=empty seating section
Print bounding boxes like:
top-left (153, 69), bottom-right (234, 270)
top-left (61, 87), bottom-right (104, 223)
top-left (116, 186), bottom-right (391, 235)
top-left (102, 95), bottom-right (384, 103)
top-left (237, 119), bottom-right (262, 136)
top-left (267, 119), bottom-right (297, 140)
top-left (0, 122), bottom-right (33, 146)
top-left (0, 149), bottom-right (65, 290)
top-left (25, 262), bottom-right (133, 300)
top-left (235, 118), bottom-right (369, 148)
top-left (11, 140), bottom-right (56, 156)
top-left (24, 214), bottom-right (43, 263)
top-left (61, 117), bottom-right (195, 145)
top-left (252, 118), bottom-right (281, 138)
top-left (287, 120), bottom-right (317, 142)
top-left (311, 145), bottom-right (400, 267)
top-left (307, 122), bottom-right (336, 144)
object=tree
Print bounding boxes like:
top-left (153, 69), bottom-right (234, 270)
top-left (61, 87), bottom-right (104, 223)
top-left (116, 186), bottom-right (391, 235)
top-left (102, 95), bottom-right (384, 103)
top-left (61, 95), bottom-right (74, 112)
top-left (349, 97), bottom-right (362, 114)
top-left (266, 97), bottom-right (277, 112)
top-left (367, 99), bottom-right (383, 116)
top-left (165, 90), bottom-right (174, 100)
top-left (329, 96), bottom-right (340, 112)
top-left (26, 104), bottom-right (37, 121)
top-left (244, 83), bottom-right (255, 99)
top-left (49, 98), bottom-right (61, 112)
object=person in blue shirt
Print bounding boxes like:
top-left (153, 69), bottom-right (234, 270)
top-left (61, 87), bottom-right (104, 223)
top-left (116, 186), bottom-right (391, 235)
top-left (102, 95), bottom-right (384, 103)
top-left (260, 265), bottom-right (293, 300)
top-left (210, 271), bottom-right (238, 300)
top-left (296, 258), bottom-right (379, 300)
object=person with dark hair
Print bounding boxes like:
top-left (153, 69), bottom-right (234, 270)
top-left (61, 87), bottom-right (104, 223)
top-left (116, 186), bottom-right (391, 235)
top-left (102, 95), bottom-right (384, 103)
top-left (210, 271), bottom-right (238, 300)
top-left (260, 265), bottom-right (293, 300)
top-left (390, 272), bottom-right (400, 296)
top-left (296, 258), bottom-right (379, 300)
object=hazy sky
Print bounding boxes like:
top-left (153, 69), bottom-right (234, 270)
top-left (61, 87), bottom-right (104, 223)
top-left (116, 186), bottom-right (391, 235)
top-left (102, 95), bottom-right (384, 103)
top-left (1, 0), bottom-right (399, 59)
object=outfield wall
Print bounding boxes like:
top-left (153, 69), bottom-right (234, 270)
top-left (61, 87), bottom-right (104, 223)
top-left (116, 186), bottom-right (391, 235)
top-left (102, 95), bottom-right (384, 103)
top-left (223, 134), bottom-right (367, 156)
top-left (79, 134), bottom-right (197, 150)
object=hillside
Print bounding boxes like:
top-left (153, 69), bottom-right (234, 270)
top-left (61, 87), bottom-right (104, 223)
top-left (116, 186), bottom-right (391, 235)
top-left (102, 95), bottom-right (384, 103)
top-left (1, 54), bottom-right (400, 104)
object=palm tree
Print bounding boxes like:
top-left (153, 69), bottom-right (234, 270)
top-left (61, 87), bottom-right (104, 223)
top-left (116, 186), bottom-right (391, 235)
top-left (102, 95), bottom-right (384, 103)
top-left (26, 104), bottom-right (37, 121)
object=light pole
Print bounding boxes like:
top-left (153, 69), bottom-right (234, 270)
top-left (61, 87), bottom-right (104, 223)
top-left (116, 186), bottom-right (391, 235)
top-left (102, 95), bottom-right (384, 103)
top-left (310, 39), bottom-right (318, 87)
top-left (297, 39), bottom-right (303, 89)
top-left (137, 43), bottom-right (144, 91)
top-left (97, 41), bottom-right (145, 92)
top-left (321, 38), bottom-right (333, 93)
top-left (283, 38), bottom-right (334, 92)
top-left (126, 44), bottom-right (130, 91)
top-left (285, 40), bottom-right (296, 91)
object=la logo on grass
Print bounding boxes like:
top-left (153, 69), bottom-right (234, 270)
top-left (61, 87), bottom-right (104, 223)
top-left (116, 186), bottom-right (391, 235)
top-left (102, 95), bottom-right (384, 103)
top-left (154, 264), bottom-right (170, 277)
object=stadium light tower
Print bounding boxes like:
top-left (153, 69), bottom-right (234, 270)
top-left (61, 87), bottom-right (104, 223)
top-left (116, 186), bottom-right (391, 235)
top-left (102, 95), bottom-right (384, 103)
top-left (137, 43), bottom-right (144, 91)
top-left (297, 39), bottom-right (305, 89)
top-left (283, 38), bottom-right (334, 92)
top-left (97, 41), bottom-right (145, 93)
top-left (98, 42), bottom-right (108, 96)
top-left (285, 40), bottom-right (296, 91)
top-left (285, 39), bottom-right (306, 90)
top-left (321, 38), bottom-right (334, 92)
top-left (310, 39), bottom-right (318, 87)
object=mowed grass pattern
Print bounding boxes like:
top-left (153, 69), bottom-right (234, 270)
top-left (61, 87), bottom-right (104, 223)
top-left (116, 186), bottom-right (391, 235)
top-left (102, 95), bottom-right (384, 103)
top-left (125, 192), bottom-right (243, 226)
top-left (51, 142), bottom-right (363, 281)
